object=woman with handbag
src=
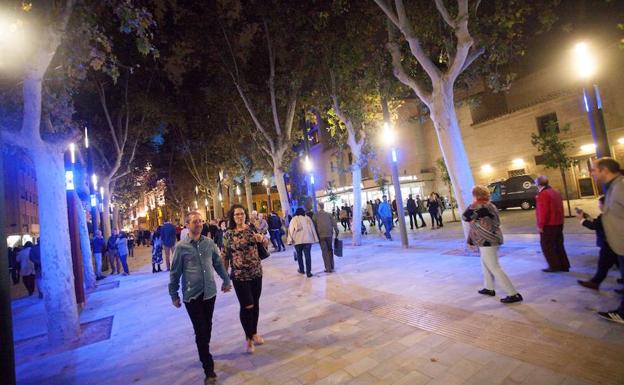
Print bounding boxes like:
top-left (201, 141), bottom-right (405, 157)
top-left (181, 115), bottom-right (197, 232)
top-left (287, 207), bottom-right (319, 277)
top-left (462, 186), bottom-right (523, 304)
top-left (223, 204), bottom-right (270, 353)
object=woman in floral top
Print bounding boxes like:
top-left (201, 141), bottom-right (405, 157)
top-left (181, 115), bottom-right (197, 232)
top-left (224, 204), bottom-right (270, 353)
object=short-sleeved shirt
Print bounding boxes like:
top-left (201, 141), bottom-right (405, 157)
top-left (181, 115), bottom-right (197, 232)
top-left (223, 227), bottom-right (262, 281)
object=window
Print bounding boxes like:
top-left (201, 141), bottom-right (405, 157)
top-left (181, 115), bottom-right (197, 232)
top-left (534, 155), bottom-right (546, 166)
top-left (508, 169), bottom-right (526, 178)
top-left (536, 112), bottom-right (559, 134)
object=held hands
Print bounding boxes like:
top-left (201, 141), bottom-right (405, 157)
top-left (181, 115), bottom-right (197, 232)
top-left (172, 297), bottom-right (181, 308)
top-left (222, 282), bottom-right (232, 293)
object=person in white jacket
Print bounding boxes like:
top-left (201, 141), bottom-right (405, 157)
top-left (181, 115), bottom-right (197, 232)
top-left (287, 208), bottom-right (319, 277)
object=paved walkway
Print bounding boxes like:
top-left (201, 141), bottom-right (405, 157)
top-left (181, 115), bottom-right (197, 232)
top-left (12, 202), bottom-right (624, 385)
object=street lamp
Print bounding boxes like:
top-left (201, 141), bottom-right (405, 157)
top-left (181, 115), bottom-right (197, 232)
top-left (382, 122), bottom-right (408, 248)
top-left (263, 178), bottom-right (271, 212)
top-left (236, 185), bottom-right (241, 203)
top-left (303, 155), bottom-right (317, 213)
top-left (573, 42), bottom-right (611, 159)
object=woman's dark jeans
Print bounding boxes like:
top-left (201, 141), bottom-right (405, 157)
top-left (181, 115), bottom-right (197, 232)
top-left (295, 243), bottom-right (312, 274)
top-left (233, 276), bottom-right (263, 340)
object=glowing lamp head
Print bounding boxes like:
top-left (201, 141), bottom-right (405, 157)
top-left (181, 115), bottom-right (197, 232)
top-left (580, 143), bottom-right (596, 153)
top-left (236, 185), bottom-right (241, 196)
top-left (218, 192), bottom-right (223, 202)
top-left (69, 142), bottom-right (76, 164)
top-left (204, 198), bottom-right (208, 207)
top-left (618, 137), bottom-right (624, 145)
top-left (481, 164), bottom-right (493, 173)
top-left (303, 155), bottom-right (313, 172)
top-left (573, 42), bottom-right (596, 79)
top-left (263, 178), bottom-right (268, 187)
top-left (382, 122), bottom-right (397, 147)
top-left (91, 174), bottom-right (98, 189)
top-left (512, 158), bottom-right (524, 167)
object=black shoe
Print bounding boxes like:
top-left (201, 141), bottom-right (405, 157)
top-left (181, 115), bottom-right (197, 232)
top-left (158, 265), bottom-right (162, 272)
top-left (204, 373), bottom-right (217, 384)
top-left (306, 272), bottom-right (313, 278)
top-left (577, 280), bottom-right (599, 290)
top-left (542, 268), bottom-right (559, 273)
top-left (96, 276), bottom-right (104, 281)
top-left (478, 288), bottom-right (496, 296)
top-left (297, 270), bottom-right (304, 275)
top-left (501, 293), bottom-right (523, 304)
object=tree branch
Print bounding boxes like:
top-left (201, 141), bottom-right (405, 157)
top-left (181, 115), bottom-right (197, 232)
top-left (373, 0), bottom-right (400, 29)
top-left (98, 82), bottom-right (121, 155)
top-left (386, 41), bottom-right (432, 106)
top-left (460, 47), bottom-right (484, 73)
top-left (264, 20), bottom-right (282, 139)
top-left (445, 0), bottom-right (473, 82)
top-left (434, 0), bottom-right (456, 29)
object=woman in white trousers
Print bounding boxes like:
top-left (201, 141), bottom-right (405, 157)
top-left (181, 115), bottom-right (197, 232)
top-left (462, 186), bottom-right (523, 304)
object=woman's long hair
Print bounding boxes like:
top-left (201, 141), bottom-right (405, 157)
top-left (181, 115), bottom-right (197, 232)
top-left (227, 204), bottom-right (249, 230)
top-left (294, 207), bottom-right (306, 216)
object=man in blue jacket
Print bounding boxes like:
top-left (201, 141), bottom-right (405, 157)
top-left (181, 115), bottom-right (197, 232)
top-left (378, 195), bottom-right (394, 240)
top-left (169, 211), bottom-right (232, 384)
top-left (160, 218), bottom-right (177, 271)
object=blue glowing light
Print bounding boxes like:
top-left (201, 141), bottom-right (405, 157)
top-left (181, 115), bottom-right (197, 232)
top-left (90, 194), bottom-right (97, 207)
top-left (65, 170), bottom-right (75, 190)
top-left (594, 84), bottom-right (603, 110)
top-left (310, 174), bottom-right (315, 185)
top-left (392, 149), bottom-right (397, 163)
top-left (583, 90), bottom-right (589, 112)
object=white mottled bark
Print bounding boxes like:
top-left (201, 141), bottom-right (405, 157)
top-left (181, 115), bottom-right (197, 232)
top-left (429, 83), bottom-right (474, 236)
top-left (244, 175), bottom-right (254, 212)
top-left (31, 147), bottom-right (80, 345)
top-left (75, 195), bottom-right (96, 289)
top-left (101, 181), bottom-right (112, 240)
top-left (273, 165), bottom-right (290, 217)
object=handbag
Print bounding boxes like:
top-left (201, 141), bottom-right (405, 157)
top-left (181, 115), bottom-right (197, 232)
top-left (257, 242), bottom-right (270, 260)
top-left (333, 238), bottom-right (343, 257)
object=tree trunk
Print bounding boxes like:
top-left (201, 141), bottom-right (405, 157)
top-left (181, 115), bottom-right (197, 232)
top-left (351, 166), bottom-right (363, 246)
top-left (273, 165), bottom-right (291, 218)
top-left (244, 175), bottom-right (254, 213)
top-left (112, 205), bottom-right (120, 230)
top-left (75, 195), bottom-right (96, 290)
top-left (560, 167), bottom-right (573, 217)
top-left (101, 180), bottom-right (112, 240)
top-left (447, 182), bottom-right (457, 221)
top-left (228, 184), bottom-right (236, 213)
top-left (429, 83), bottom-right (474, 238)
top-left (212, 187), bottom-right (223, 219)
top-left (31, 148), bottom-right (80, 345)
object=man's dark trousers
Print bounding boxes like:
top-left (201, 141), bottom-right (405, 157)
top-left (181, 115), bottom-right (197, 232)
top-left (319, 237), bottom-right (334, 271)
top-left (408, 212), bottom-right (418, 229)
top-left (184, 294), bottom-right (217, 376)
top-left (540, 225), bottom-right (570, 270)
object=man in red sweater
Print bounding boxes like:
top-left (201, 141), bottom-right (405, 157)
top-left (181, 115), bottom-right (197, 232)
top-left (535, 176), bottom-right (570, 272)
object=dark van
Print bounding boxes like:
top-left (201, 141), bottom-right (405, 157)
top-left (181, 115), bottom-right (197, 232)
top-left (488, 175), bottom-right (537, 210)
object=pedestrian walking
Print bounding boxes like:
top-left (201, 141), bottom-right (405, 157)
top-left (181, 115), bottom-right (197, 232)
top-left (415, 195), bottom-right (427, 228)
top-left (287, 207), bottom-right (319, 277)
top-left (378, 195), bottom-right (393, 240)
top-left (223, 204), bottom-right (269, 353)
top-left (535, 176), bottom-right (570, 272)
top-left (427, 193), bottom-right (440, 229)
top-left (589, 158), bottom-right (624, 324)
top-left (463, 186), bottom-right (523, 304)
top-left (313, 202), bottom-right (340, 273)
top-left (128, 233), bottom-right (135, 257)
top-left (576, 196), bottom-right (620, 290)
top-left (434, 192), bottom-right (444, 227)
top-left (407, 194), bottom-right (419, 230)
top-left (152, 227), bottom-right (163, 273)
top-left (161, 219), bottom-right (177, 271)
top-left (169, 211), bottom-right (232, 384)
top-left (256, 213), bottom-right (269, 235)
top-left (366, 200), bottom-right (375, 226)
top-left (373, 198), bottom-right (382, 231)
top-left (116, 232), bottom-right (130, 275)
top-left (180, 224), bottom-right (190, 242)
top-left (107, 229), bottom-right (119, 274)
top-left (92, 230), bottom-right (105, 280)
top-left (16, 242), bottom-right (35, 296)
top-left (29, 242), bottom-right (43, 298)
top-left (339, 206), bottom-right (350, 231)
top-left (268, 211), bottom-right (286, 252)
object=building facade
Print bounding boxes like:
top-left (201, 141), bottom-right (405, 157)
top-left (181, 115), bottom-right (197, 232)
top-left (309, 44), bottom-right (624, 211)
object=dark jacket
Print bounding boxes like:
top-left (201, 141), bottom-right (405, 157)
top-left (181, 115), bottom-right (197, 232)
top-left (107, 235), bottom-right (118, 251)
top-left (268, 214), bottom-right (282, 231)
top-left (582, 215), bottom-right (607, 249)
top-left (93, 236), bottom-right (105, 253)
top-left (160, 222), bottom-right (177, 247)
top-left (406, 198), bottom-right (417, 213)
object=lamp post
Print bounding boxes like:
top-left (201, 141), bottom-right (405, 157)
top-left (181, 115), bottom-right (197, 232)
top-left (574, 42), bottom-right (611, 159)
top-left (303, 155), bottom-right (317, 213)
top-left (382, 122), bottom-right (409, 248)
top-left (263, 178), bottom-right (271, 213)
top-left (85, 127), bottom-right (99, 236)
